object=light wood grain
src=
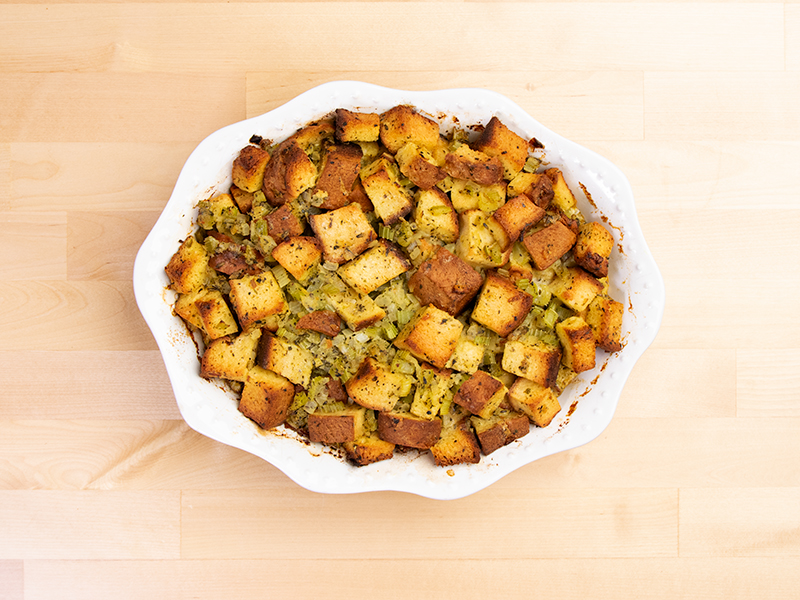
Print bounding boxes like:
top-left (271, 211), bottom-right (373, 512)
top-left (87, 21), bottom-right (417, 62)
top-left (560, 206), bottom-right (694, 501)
top-left (0, 212), bottom-right (66, 280)
top-left (737, 350), bottom-right (800, 417)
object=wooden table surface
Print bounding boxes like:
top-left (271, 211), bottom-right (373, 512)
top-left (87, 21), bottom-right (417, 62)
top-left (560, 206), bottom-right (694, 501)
top-left (2, 2), bottom-right (799, 598)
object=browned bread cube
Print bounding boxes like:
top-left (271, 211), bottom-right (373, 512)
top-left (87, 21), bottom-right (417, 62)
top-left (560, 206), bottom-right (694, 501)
top-left (345, 357), bottom-right (406, 412)
top-left (195, 289), bottom-right (238, 339)
top-left (238, 366), bottom-right (295, 430)
top-left (453, 369), bottom-right (507, 419)
top-left (377, 411), bottom-right (442, 449)
top-left (232, 145), bottom-right (271, 193)
top-left (229, 184), bottom-right (254, 213)
top-left (493, 193), bottom-right (546, 243)
top-left (444, 337), bottom-right (484, 374)
top-left (470, 408), bottom-right (530, 455)
top-left (261, 139), bottom-right (317, 205)
top-left (228, 270), bottom-right (286, 330)
top-left (507, 172), bottom-right (554, 209)
top-left (552, 267), bottom-right (604, 312)
top-left (335, 108), bottom-right (380, 143)
top-left (271, 236), bottom-right (321, 284)
top-left (508, 377), bottom-right (562, 427)
top-left (290, 120), bottom-right (335, 152)
top-left (165, 236), bottom-right (209, 294)
top-left (521, 220), bottom-right (577, 270)
top-left (173, 288), bottom-right (206, 330)
top-left (556, 316), bottom-right (596, 373)
top-left (413, 188), bottom-right (459, 243)
top-left (407, 246), bottom-right (483, 316)
top-left (360, 156), bottom-right (414, 225)
top-left (257, 334), bottom-right (314, 388)
top-left (295, 310), bottom-right (342, 337)
top-left (585, 295), bottom-right (624, 352)
top-left (470, 272), bottom-right (533, 337)
top-left (313, 144), bottom-right (363, 210)
top-left (344, 432), bottom-right (395, 466)
top-left (444, 145), bottom-right (504, 186)
top-left (501, 339), bottom-right (562, 388)
top-left (454, 209), bottom-right (512, 269)
top-left (394, 305), bottom-right (464, 369)
top-left (265, 204), bottom-right (305, 242)
top-left (574, 221), bottom-right (614, 278)
top-left (338, 240), bottom-right (411, 295)
top-left (379, 105), bottom-right (441, 153)
top-left (395, 142), bottom-right (446, 189)
top-left (324, 279), bottom-right (387, 331)
top-left (430, 418), bottom-right (481, 466)
top-left (200, 327), bottom-right (262, 382)
top-left (307, 407), bottom-right (367, 444)
top-left (472, 117), bottom-right (528, 179)
top-left (308, 203), bottom-right (376, 264)
top-left (545, 168), bottom-right (578, 213)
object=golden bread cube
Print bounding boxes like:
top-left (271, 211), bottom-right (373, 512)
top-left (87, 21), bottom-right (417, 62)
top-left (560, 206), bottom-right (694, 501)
top-left (345, 357), bottom-right (406, 412)
top-left (377, 411), bottom-right (442, 449)
top-left (501, 339), bottom-right (562, 388)
top-left (394, 305), bottom-right (463, 369)
top-left (552, 267), bottom-right (604, 312)
top-left (473, 116), bottom-right (528, 179)
top-left (271, 236), bottom-right (322, 284)
top-left (407, 246), bottom-right (483, 316)
top-left (313, 144), bottom-right (363, 210)
top-left (379, 105), bottom-right (441, 153)
top-left (229, 184), bottom-right (255, 213)
top-left (165, 236), bottom-right (209, 294)
top-left (334, 108), bottom-right (380, 143)
top-left (574, 221), bottom-right (614, 278)
top-left (453, 369), bottom-right (507, 419)
top-left (200, 327), bottom-right (262, 382)
top-left (232, 145), bottom-right (271, 193)
top-left (228, 271), bottom-right (286, 330)
top-left (261, 139), bottom-right (317, 205)
top-left (413, 187), bottom-right (459, 243)
top-left (257, 334), bottom-right (314, 389)
top-left (308, 203), bottom-right (377, 264)
top-left (238, 366), bottom-right (295, 430)
top-left (444, 336), bottom-right (484, 374)
top-left (338, 239), bottom-right (411, 295)
top-left (507, 172), bottom-right (554, 208)
top-left (508, 377), bottom-right (562, 427)
top-left (360, 156), bottom-right (414, 225)
top-left (345, 432), bottom-right (395, 466)
top-left (449, 179), bottom-right (507, 213)
top-left (410, 364), bottom-right (452, 419)
top-left (470, 272), bottom-right (533, 337)
top-left (521, 220), bottom-right (577, 270)
top-left (444, 145), bottom-right (503, 186)
top-left (307, 407), bottom-right (367, 444)
top-left (545, 168), bottom-right (578, 213)
top-left (556, 316), bottom-right (596, 373)
top-left (173, 288), bottom-right (206, 330)
top-left (290, 120), bottom-right (335, 154)
top-left (471, 409), bottom-right (530, 455)
top-left (454, 209), bottom-right (512, 269)
top-left (324, 282), bottom-right (387, 331)
top-left (395, 142), bottom-right (446, 189)
top-left (195, 289), bottom-right (238, 339)
top-left (430, 418), bottom-right (481, 466)
top-left (197, 193), bottom-right (239, 231)
top-left (264, 204), bottom-right (304, 243)
top-left (493, 193), bottom-right (545, 244)
top-left (585, 295), bottom-right (624, 352)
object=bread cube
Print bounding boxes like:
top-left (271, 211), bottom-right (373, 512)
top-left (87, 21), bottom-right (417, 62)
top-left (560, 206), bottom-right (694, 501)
top-left (410, 364), bottom-right (452, 419)
top-left (360, 156), bottom-right (414, 225)
top-left (555, 364), bottom-right (579, 394)
top-left (556, 316), bottom-right (596, 373)
top-left (470, 408), bottom-right (530, 455)
top-left (345, 357), bottom-right (406, 412)
top-left (473, 117), bottom-right (528, 179)
top-left (265, 204), bottom-right (304, 242)
top-left (308, 407), bottom-right (367, 444)
top-left (394, 305), bottom-right (463, 369)
top-left (395, 142), bottom-right (446, 189)
top-left (295, 309), bottom-right (342, 337)
top-left (521, 220), bottom-right (577, 270)
top-left (344, 432), bottom-right (395, 466)
top-left (507, 172), bottom-right (554, 209)
top-left (308, 203), bottom-right (377, 264)
top-left (347, 179), bottom-right (374, 214)
top-left (338, 239), bottom-right (411, 295)
top-left (238, 366), bottom-right (295, 430)
top-left (313, 144), bottom-right (364, 210)
top-left (444, 145), bottom-right (503, 186)
top-left (508, 377), bottom-right (562, 427)
top-left (197, 193), bottom-right (239, 231)
top-left (454, 209), bottom-right (512, 269)
top-left (174, 288), bottom-right (206, 330)
top-left (229, 184), bottom-right (255, 213)
top-left (413, 188), bottom-right (459, 243)
top-left (228, 270), bottom-right (286, 330)
top-left (377, 411), bottom-right (442, 449)
top-left (552, 267), bottom-right (604, 312)
top-left (379, 105), bottom-right (441, 154)
top-left (165, 236), bottom-right (209, 294)
top-left (257, 334), bottom-right (314, 388)
top-left (290, 120), bottom-right (335, 153)
top-left (195, 289), bottom-right (238, 339)
top-left (585, 295), bottom-right (624, 352)
top-left (334, 108), bottom-right (380, 143)
top-left (271, 236), bottom-right (321, 284)
top-left (232, 145), bottom-right (271, 193)
top-left (545, 168), bottom-right (578, 213)
top-left (501, 339), bottom-right (562, 388)
top-left (200, 327), bottom-right (262, 381)
top-left (407, 247), bottom-right (483, 316)
top-left (261, 139), bottom-right (317, 205)
top-left (493, 193), bottom-right (545, 243)
top-left (453, 369), bottom-right (507, 419)
top-left (444, 337), bottom-right (484, 374)
top-left (470, 273), bottom-right (533, 337)
top-left (430, 418), bottom-right (481, 466)
top-left (324, 283), bottom-right (387, 331)
top-left (449, 179), bottom-right (507, 213)
top-left (574, 221), bottom-right (614, 278)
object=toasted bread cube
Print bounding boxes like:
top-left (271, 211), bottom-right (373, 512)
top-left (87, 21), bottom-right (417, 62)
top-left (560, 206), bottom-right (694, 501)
top-left (379, 105), bottom-right (441, 154)
top-left (408, 246), bottom-right (483, 316)
top-left (493, 193), bottom-right (545, 243)
top-left (338, 240), bottom-right (411, 295)
top-left (228, 271), bottom-right (286, 330)
top-left (521, 220), bottom-right (577, 271)
top-left (271, 236), bottom-right (321, 284)
top-left (239, 366), bottom-right (295, 430)
top-left (335, 108), bottom-right (380, 143)
top-left (346, 357), bottom-right (406, 412)
top-left (444, 145), bottom-right (503, 186)
top-left (295, 309), bottom-right (342, 337)
top-left (556, 316), bottom-right (596, 373)
top-left (410, 364), bottom-right (452, 419)
top-left (471, 273), bottom-right (533, 337)
top-left (471, 409), bottom-right (530, 455)
top-left (453, 370), bottom-right (507, 419)
top-left (552, 267), bottom-right (604, 313)
top-left (313, 144), bottom-right (364, 210)
top-left (585, 295), bottom-right (624, 352)
top-left (229, 184), bottom-right (255, 213)
top-left (347, 178), bottom-right (374, 214)
top-left (455, 209), bottom-right (512, 269)
top-left (430, 418), bottom-right (481, 466)
top-left (360, 156), bottom-right (414, 225)
top-left (574, 221), bottom-right (614, 278)
top-left (345, 432), bottom-right (395, 466)
top-left (555, 364), bottom-right (579, 394)
top-left (197, 193), bottom-right (239, 231)
top-left (200, 327), bottom-right (262, 381)
top-left (507, 172), bottom-right (554, 209)
top-left (377, 411), bottom-right (442, 449)
top-left (265, 204), bottom-right (304, 242)
top-left (445, 337), bottom-right (484, 374)
top-left (308, 203), bottom-right (377, 265)
top-left (413, 188), bottom-right (459, 243)
top-left (473, 117), bottom-right (528, 179)
top-left (165, 236), bottom-right (209, 294)
top-left (508, 377), bottom-right (562, 427)
top-left (257, 334), bottom-right (314, 388)
top-left (502, 339), bottom-right (562, 388)
top-left (395, 142), bottom-right (446, 189)
top-left (195, 289), bottom-right (238, 339)
top-left (545, 168), bottom-right (578, 213)
top-left (449, 179), bottom-right (507, 213)
top-left (290, 120), bottom-right (335, 153)
top-left (174, 288), bottom-right (206, 330)
top-left (232, 145), bottom-right (271, 193)
top-left (308, 407), bottom-right (367, 444)
top-left (325, 283), bottom-right (387, 331)
top-left (394, 305), bottom-right (463, 369)
top-left (261, 139), bottom-right (317, 205)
